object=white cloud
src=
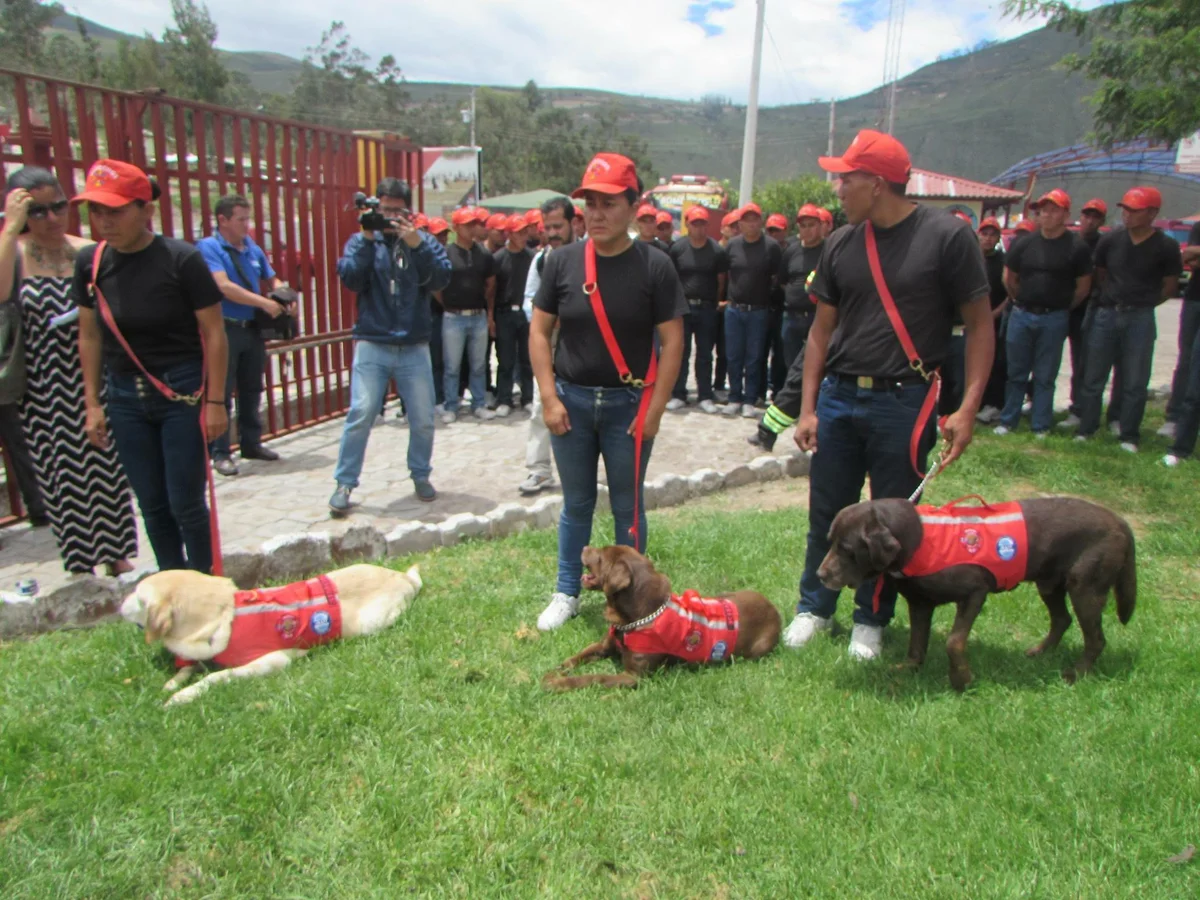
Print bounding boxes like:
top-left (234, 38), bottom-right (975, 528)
top-left (60, 0), bottom-right (1108, 106)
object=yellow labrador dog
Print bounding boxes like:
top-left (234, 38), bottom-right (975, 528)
top-left (120, 564), bottom-right (421, 707)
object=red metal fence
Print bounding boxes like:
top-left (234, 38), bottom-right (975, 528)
top-left (0, 70), bottom-right (425, 524)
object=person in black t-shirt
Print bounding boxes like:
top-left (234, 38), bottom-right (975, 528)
top-left (786, 130), bottom-right (993, 661)
top-left (73, 160), bottom-right (228, 575)
top-left (759, 212), bottom-right (791, 405)
top-left (492, 213), bottom-right (535, 416)
top-left (998, 189), bottom-right (1093, 436)
top-left (635, 203), bottom-right (671, 256)
top-left (530, 153), bottom-right (686, 632)
top-left (1162, 218), bottom-right (1200, 438)
top-left (722, 203), bottom-right (783, 418)
top-left (666, 205), bottom-right (728, 414)
top-left (1077, 186), bottom-right (1181, 448)
top-left (440, 207), bottom-right (497, 422)
top-left (975, 217), bottom-right (1009, 421)
top-left (1060, 198), bottom-right (1108, 427)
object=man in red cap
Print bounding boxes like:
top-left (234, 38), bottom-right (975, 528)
top-left (572, 204), bottom-right (587, 241)
top-left (974, 216), bottom-right (1009, 423)
top-left (786, 128), bottom-right (993, 661)
top-left (635, 203), bottom-right (670, 255)
top-left (428, 217), bottom-right (450, 246)
top-left (655, 210), bottom-right (675, 245)
top-left (721, 202), bottom-right (782, 418)
top-left (766, 213), bottom-right (789, 244)
top-left (529, 153), bottom-right (686, 631)
top-left (491, 213), bottom-right (534, 417)
top-left (484, 213), bottom-right (508, 253)
top-left (1164, 209), bottom-right (1200, 440)
top-left (667, 204), bottom-right (728, 414)
top-left (1059, 197), bottom-right (1109, 430)
top-left (759, 212), bottom-right (791, 404)
top-left (720, 209), bottom-right (741, 245)
top-left (818, 206), bottom-right (834, 238)
top-left (441, 207), bottom-right (497, 423)
top-left (996, 189), bottom-right (1093, 437)
top-left (1076, 186), bottom-right (1181, 451)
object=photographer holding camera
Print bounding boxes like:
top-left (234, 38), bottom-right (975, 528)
top-left (328, 178), bottom-right (451, 515)
top-left (197, 194), bottom-right (293, 476)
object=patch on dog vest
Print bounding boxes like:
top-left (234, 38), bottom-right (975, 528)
top-left (175, 575), bottom-right (342, 669)
top-left (900, 499), bottom-right (1028, 591)
top-left (612, 590), bottom-right (739, 664)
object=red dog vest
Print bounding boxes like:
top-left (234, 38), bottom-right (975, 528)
top-left (175, 575), bottom-right (342, 668)
top-left (900, 498), bottom-right (1028, 591)
top-left (612, 590), bottom-right (739, 663)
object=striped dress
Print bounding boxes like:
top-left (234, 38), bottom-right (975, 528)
top-left (18, 275), bottom-right (138, 573)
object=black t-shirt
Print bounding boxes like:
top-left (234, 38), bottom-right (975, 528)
top-left (668, 237), bottom-right (728, 304)
top-left (1004, 230), bottom-right (1093, 311)
top-left (984, 249), bottom-right (1007, 311)
top-left (533, 240), bottom-right (687, 387)
top-left (441, 242), bottom-right (496, 311)
top-left (73, 235), bottom-right (222, 376)
top-left (778, 238), bottom-right (824, 313)
top-left (1186, 222), bottom-right (1200, 301)
top-left (812, 204), bottom-right (989, 379)
top-left (639, 237), bottom-right (671, 257)
top-left (1095, 228), bottom-right (1182, 309)
top-left (493, 245), bottom-right (533, 310)
top-left (726, 235), bottom-right (782, 307)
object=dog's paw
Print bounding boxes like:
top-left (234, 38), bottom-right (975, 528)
top-left (164, 687), bottom-right (200, 707)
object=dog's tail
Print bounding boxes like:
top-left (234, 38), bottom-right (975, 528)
top-left (405, 564), bottom-right (423, 592)
top-left (1115, 520), bottom-right (1137, 625)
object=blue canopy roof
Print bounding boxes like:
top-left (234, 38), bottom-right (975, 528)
top-left (990, 141), bottom-right (1200, 187)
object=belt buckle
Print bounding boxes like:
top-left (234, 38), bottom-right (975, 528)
top-left (856, 376), bottom-right (874, 389)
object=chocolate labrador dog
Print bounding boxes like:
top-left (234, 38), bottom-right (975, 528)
top-left (542, 545), bottom-right (781, 691)
top-left (818, 497), bottom-right (1136, 690)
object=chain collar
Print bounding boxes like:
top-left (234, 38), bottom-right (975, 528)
top-left (613, 600), bottom-right (669, 633)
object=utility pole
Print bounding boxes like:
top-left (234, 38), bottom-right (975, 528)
top-left (826, 99), bottom-right (836, 182)
top-left (737, 0), bottom-right (766, 206)
top-left (470, 86), bottom-right (477, 147)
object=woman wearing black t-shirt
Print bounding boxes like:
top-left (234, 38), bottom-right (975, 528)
top-left (73, 160), bottom-right (228, 574)
top-left (530, 153), bottom-right (687, 631)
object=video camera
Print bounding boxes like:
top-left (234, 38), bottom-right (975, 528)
top-left (354, 192), bottom-right (395, 232)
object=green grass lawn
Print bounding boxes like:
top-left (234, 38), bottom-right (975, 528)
top-left (3, 413), bottom-right (1199, 898)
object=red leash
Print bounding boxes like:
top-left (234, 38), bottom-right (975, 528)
top-left (583, 239), bottom-right (656, 547)
top-left (90, 242), bottom-right (225, 576)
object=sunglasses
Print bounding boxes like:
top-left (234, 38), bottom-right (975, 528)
top-left (28, 200), bottom-right (69, 220)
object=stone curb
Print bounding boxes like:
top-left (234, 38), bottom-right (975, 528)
top-left (0, 452), bottom-right (811, 638)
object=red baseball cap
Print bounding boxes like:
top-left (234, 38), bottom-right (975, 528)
top-left (817, 208), bottom-right (833, 225)
top-left (766, 213), bottom-right (788, 231)
top-left (527, 209), bottom-right (544, 224)
top-left (1119, 186), bottom-right (1163, 211)
top-left (72, 159), bottom-right (153, 207)
top-left (471, 206), bottom-right (491, 223)
top-left (572, 152), bottom-right (640, 199)
top-left (952, 211), bottom-right (973, 224)
top-left (486, 213), bottom-right (508, 230)
top-left (819, 129), bottom-right (912, 184)
top-left (636, 203), bottom-right (658, 220)
top-left (413, 212), bottom-right (429, 229)
top-left (796, 203), bottom-right (823, 222)
top-left (451, 207), bottom-right (475, 227)
top-left (505, 213), bottom-right (528, 232)
top-left (428, 217), bottom-right (450, 235)
top-left (656, 210), bottom-right (673, 226)
top-left (1033, 189), bottom-right (1071, 210)
top-left (685, 206), bottom-right (710, 223)
top-left (573, 205), bottom-right (585, 218)
top-left (1081, 198), bottom-right (1108, 217)
top-left (740, 203), bottom-right (763, 219)
top-left (978, 216), bottom-right (1002, 232)
top-left (1015, 219), bottom-right (1037, 233)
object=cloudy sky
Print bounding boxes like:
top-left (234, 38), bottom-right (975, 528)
top-left (61, 0), bottom-right (1107, 106)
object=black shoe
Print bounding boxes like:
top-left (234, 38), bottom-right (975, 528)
top-left (241, 446), bottom-right (280, 462)
top-left (28, 514), bottom-right (50, 528)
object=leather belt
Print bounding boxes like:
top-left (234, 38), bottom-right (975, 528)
top-left (835, 373), bottom-right (928, 391)
top-left (1015, 303), bottom-right (1061, 315)
top-left (224, 318), bottom-right (257, 329)
top-left (728, 303), bottom-right (761, 312)
top-left (445, 308), bottom-right (487, 316)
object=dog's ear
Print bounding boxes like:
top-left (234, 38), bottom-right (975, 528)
top-left (602, 556), bottom-right (632, 593)
top-left (144, 595), bottom-right (174, 643)
top-left (627, 554), bottom-right (671, 605)
top-left (863, 507), bottom-right (903, 572)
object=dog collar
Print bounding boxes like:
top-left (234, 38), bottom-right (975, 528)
top-left (614, 600), bottom-right (668, 633)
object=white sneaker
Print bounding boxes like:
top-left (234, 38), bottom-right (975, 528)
top-left (740, 403), bottom-right (758, 418)
top-left (441, 410), bottom-right (457, 425)
top-left (519, 471), bottom-right (554, 494)
top-left (396, 415), bottom-right (408, 426)
top-left (495, 404), bottom-right (512, 418)
top-left (666, 398), bottom-right (686, 412)
top-left (993, 425), bottom-right (1011, 436)
top-left (474, 407), bottom-right (496, 421)
top-left (1157, 422), bottom-right (1177, 439)
top-left (848, 623), bottom-right (884, 661)
top-left (1033, 431), bottom-right (1048, 440)
top-left (1119, 441), bottom-right (1138, 454)
top-left (1021, 401), bottom-right (1033, 415)
top-left (698, 399), bottom-right (718, 414)
top-left (976, 405), bottom-right (1001, 424)
top-left (1057, 414), bottom-right (1081, 429)
top-left (1109, 421), bottom-right (1121, 436)
top-left (1162, 454), bottom-right (1181, 468)
top-left (1074, 434), bottom-right (1089, 443)
top-left (722, 402), bottom-right (741, 416)
top-left (537, 592), bottom-right (580, 631)
top-left (782, 612), bottom-right (831, 648)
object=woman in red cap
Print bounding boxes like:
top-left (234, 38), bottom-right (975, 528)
top-left (529, 153), bottom-right (686, 631)
top-left (73, 159), bottom-right (229, 574)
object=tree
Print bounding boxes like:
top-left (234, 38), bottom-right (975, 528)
top-left (522, 80), bottom-right (543, 113)
top-left (0, 0), bottom-right (61, 72)
top-left (160, 0), bottom-right (229, 103)
top-left (750, 174), bottom-right (840, 220)
top-left (1004, 0), bottom-right (1200, 145)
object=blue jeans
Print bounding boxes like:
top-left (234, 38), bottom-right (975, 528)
top-left (106, 361), bottom-right (212, 573)
top-left (209, 321), bottom-right (266, 459)
top-left (1170, 322), bottom-right (1200, 457)
top-left (334, 341), bottom-right (436, 487)
top-left (798, 376), bottom-right (934, 627)
top-left (1078, 306), bottom-right (1157, 442)
top-left (724, 306), bottom-right (770, 404)
top-left (441, 312), bottom-right (489, 413)
top-left (673, 304), bottom-right (720, 402)
top-left (1000, 307), bottom-right (1070, 433)
top-left (549, 380), bottom-right (653, 597)
top-left (1167, 301), bottom-right (1200, 422)
top-left (782, 310), bottom-right (813, 372)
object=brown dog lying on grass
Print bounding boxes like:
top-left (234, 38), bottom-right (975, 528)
top-left (817, 496), bottom-right (1136, 691)
top-left (542, 545), bottom-right (782, 691)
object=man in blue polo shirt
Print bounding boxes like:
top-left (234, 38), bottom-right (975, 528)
top-left (197, 194), bottom-right (289, 476)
